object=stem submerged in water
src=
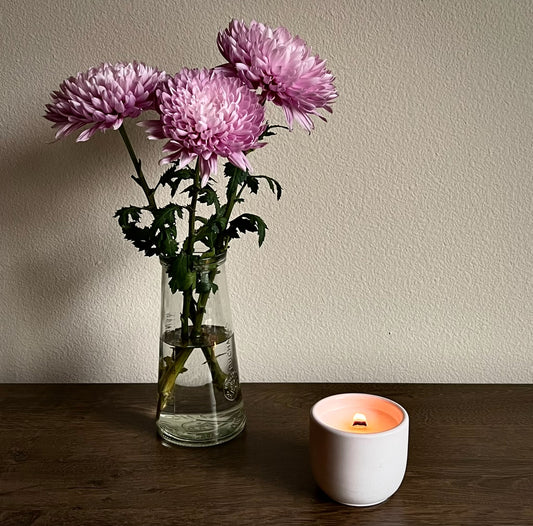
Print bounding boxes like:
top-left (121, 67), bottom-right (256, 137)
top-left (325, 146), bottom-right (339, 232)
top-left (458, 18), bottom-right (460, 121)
top-left (157, 348), bottom-right (193, 417)
top-left (201, 343), bottom-right (227, 390)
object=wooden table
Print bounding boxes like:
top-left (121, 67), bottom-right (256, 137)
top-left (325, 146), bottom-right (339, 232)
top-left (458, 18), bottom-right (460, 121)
top-left (1, 383), bottom-right (532, 525)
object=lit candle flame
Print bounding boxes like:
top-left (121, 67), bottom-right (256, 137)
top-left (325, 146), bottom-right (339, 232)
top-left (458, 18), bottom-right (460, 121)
top-left (352, 413), bottom-right (367, 427)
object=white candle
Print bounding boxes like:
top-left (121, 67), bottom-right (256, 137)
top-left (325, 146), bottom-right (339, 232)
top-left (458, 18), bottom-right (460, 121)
top-left (310, 393), bottom-right (409, 506)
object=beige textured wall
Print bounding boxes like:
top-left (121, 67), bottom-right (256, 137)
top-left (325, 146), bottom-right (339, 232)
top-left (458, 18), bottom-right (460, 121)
top-left (1, 0), bottom-right (531, 383)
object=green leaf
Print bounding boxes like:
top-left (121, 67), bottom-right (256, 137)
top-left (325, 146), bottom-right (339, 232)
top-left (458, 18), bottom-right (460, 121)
top-left (114, 206), bottom-right (143, 229)
top-left (195, 213), bottom-right (228, 251)
top-left (253, 175), bottom-right (283, 200)
top-left (198, 184), bottom-right (221, 212)
top-left (258, 123), bottom-right (289, 141)
top-left (245, 176), bottom-right (259, 195)
top-left (151, 204), bottom-right (183, 256)
top-left (160, 165), bottom-right (196, 197)
top-left (114, 204), bottom-right (183, 258)
top-left (223, 161), bottom-right (236, 179)
top-left (227, 213), bottom-right (268, 246)
top-left (167, 252), bottom-right (196, 293)
top-left (224, 162), bottom-right (247, 201)
top-left (196, 271), bottom-right (212, 294)
top-left (114, 206), bottom-right (159, 256)
top-left (196, 278), bottom-right (219, 295)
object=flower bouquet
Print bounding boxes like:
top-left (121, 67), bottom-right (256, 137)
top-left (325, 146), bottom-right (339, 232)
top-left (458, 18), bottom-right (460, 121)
top-left (45, 20), bottom-right (337, 446)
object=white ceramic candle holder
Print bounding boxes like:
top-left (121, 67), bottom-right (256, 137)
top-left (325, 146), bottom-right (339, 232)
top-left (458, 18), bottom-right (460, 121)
top-left (309, 393), bottom-right (409, 506)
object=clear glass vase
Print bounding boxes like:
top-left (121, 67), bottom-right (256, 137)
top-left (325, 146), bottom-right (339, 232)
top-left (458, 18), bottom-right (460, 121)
top-left (156, 252), bottom-right (245, 447)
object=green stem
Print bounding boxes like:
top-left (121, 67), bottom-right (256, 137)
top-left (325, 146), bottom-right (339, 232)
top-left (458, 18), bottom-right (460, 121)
top-left (201, 343), bottom-right (227, 390)
top-left (215, 165), bottom-right (247, 252)
top-left (224, 168), bottom-right (243, 221)
top-left (192, 266), bottom-right (227, 391)
top-left (116, 127), bottom-right (224, 409)
top-left (118, 125), bottom-right (157, 211)
top-left (192, 262), bottom-right (217, 336)
top-left (156, 348), bottom-right (193, 418)
top-left (185, 162), bottom-right (201, 252)
top-left (180, 161), bottom-right (202, 341)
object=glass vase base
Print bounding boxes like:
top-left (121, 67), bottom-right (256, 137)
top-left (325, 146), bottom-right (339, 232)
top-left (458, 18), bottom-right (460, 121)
top-left (157, 403), bottom-right (246, 447)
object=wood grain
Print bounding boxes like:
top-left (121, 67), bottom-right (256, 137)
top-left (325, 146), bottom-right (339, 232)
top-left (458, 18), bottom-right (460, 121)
top-left (1, 383), bottom-right (532, 525)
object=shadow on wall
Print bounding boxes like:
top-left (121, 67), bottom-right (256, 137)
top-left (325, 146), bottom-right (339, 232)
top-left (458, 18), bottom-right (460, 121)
top-left (0, 130), bottom-right (133, 382)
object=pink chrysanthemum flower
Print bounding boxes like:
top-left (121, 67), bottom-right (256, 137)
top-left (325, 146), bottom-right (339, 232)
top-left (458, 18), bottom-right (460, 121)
top-left (217, 19), bottom-right (338, 132)
top-left (139, 68), bottom-right (265, 187)
top-left (45, 62), bottom-right (166, 142)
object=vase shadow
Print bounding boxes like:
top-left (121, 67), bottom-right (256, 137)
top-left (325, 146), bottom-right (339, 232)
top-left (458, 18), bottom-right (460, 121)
top-left (98, 393), bottom-right (156, 438)
top-left (216, 425), bottom-right (316, 500)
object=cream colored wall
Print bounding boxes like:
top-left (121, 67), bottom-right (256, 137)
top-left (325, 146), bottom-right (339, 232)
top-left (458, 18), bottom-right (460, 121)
top-left (1, 0), bottom-right (531, 383)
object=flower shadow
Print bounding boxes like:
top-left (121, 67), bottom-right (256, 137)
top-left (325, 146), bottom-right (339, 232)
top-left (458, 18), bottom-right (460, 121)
top-left (0, 132), bottom-right (126, 381)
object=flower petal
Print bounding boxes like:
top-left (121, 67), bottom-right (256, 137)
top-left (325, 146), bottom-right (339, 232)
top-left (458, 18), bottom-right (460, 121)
top-left (45, 62), bottom-right (166, 141)
top-left (141, 68), bottom-right (265, 177)
top-left (217, 19), bottom-right (337, 131)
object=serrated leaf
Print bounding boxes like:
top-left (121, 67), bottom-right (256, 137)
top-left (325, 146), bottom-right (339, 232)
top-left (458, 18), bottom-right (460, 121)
top-left (151, 204), bottom-right (184, 256)
top-left (227, 213), bottom-right (268, 246)
top-left (160, 165), bottom-right (196, 197)
top-left (114, 204), bottom-right (182, 258)
top-left (114, 206), bottom-right (143, 228)
top-left (223, 162), bottom-right (236, 179)
top-left (153, 203), bottom-right (184, 227)
top-left (258, 123), bottom-right (289, 140)
top-left (224, 163), bottom-right (248, 201)
top-left (246, 176), bottom-right (259, 194)
top-left (114, 206), bottom-right (159, 256)
top-left (195, 213), bottom-right (228, 251)
top-left (254, 175), bottom-right (283, 200)
top-left (198, 184), bottom-right (221, 211)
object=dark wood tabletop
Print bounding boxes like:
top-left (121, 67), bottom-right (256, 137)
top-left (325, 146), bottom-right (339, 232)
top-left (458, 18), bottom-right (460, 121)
top-left (1, 383), bottom-right (532, 525)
